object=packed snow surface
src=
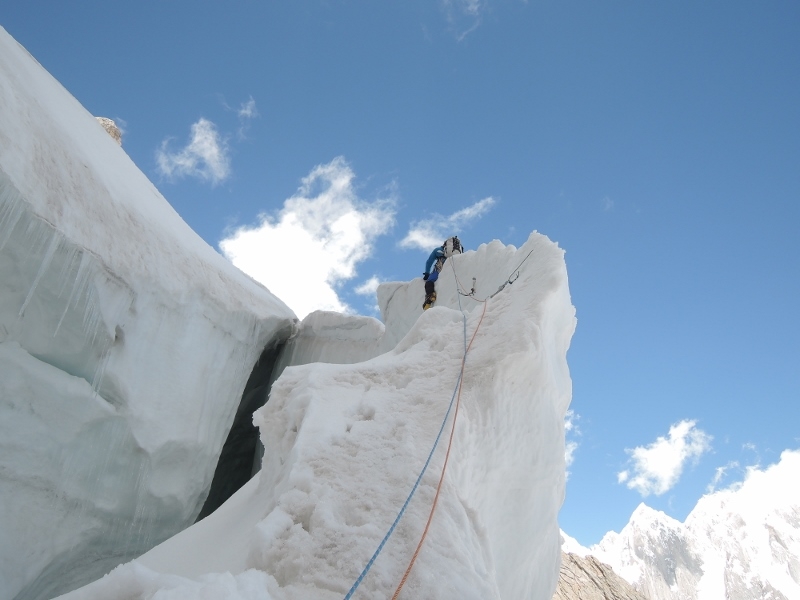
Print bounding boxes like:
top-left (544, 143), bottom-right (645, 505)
top-left (589, 450), bottom-right (800, 600)
top-left (57, 232), bottom-right (576, 600)
top-left (0, 25), bottom-right (296, 600)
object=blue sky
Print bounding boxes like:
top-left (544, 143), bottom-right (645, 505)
top-left (4, 1), bottom-right (799, 546)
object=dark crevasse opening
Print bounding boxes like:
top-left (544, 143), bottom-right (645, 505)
top-left (196, 338), bottom-right (287, 522)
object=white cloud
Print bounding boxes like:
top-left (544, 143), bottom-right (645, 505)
top-left (156, 118), bottom-right (230, 185)
top-left (237, 97), bottom-right (258, 138)
top-left (564, 411), bottom-right (573, 433)
top-left (238, 97), bottom-right (258, 120)
top-left (449, 0), bottom-right (482, 16)
top-left (111, 117), bottom-right (128, 136)
top-left (442, 0), bottom-right (485, 40)
top-left (706, 460), bottom-right (740, 493)
top-left (565, 441), bottom-right (578, 475)
top-left (741, 442), bottom-right (761, 466)
top-left (355, 276), bottom-right (382, 296)
top-left (219, 157), bottom-right (395, 319)
top-left (565, 410), bottom-right (581, 480)
top-left (400, 196), bottom-right (495, 250)
top-left (354, 276), bottom-right (383, 315)
top-left (618, 419), bottom-right (712, 497)
top-left (705, 444), bottom-right (765, 493)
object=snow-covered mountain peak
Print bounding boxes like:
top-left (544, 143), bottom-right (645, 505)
top-left (594, 503), bottom-right (684, 562)
top-left (561, 530), bottom-right (591, 557)
top-left (630, 503), bottom-right (679, 529)
top-left (582, 450), bottom-right (800, 600)
top-left (689, 451), bottom-right (800, 530)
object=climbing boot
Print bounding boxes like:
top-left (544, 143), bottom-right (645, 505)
top-left (422, 291), bottom-right (436, 310)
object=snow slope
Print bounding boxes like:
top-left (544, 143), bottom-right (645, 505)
top-left (56, 232), bottom-right (577, 600)
top-left (0, 26), bottom-right (296, 600)
top-left (590, 450), bottom-right (800, 600)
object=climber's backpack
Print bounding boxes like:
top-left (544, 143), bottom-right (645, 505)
top-left (443, 236), bottom-right (463, 258)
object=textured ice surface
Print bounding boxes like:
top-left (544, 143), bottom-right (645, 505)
top-left (0, 26), bottom-right (296, 600)
top-left (59, 232), bottom-right (577, 600)
top-left (274, 310), bottom-right (385, 373)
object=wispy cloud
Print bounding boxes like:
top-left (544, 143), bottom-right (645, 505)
top-left (156, 118), bottom-right (230, 185)
top-left (237, 97), bottom-right (258, 138)
top-left (219, 157), bottom-right (395, 319)
top-left (442, 0), bottom-right (485, 40)
top-left (706, 460), bottom-right (740, 493)
top-left (450, 0), bottom-right (483, 16)
top-left (110, 117), bottom-right (128, 137)
top-left (354, 275), bottom-right (383, 314)
top-left (565, 409), bottom-right (581, 480)
top-left (355, 276), bottom-right (382, 296)
top-left (238, 97), bottom-right (258, 120)
top-left (617, 420), bottom-right (712, 497)
top-left (706, 443), bottom-right (765, 493)
top-left (400, 196), bottom-right (495, 250)
top-left (741, 442), bottom-right (761, 467)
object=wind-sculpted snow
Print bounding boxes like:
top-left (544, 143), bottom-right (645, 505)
top-left (590, 450), bottom-right (800, 600)
top-left (0, 26), bottom-right (296, 600)
top-left (57, 232), bottom-right (577, 600)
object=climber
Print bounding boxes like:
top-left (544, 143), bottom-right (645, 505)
top-left (422, 236), bottom-right (462, 310)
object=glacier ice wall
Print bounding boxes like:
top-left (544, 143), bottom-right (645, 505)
top-left (60, 232), bottom-right (577, 600)
top-left (273, 310), bottom-right (385, 373)
top-left (0, 26), bottom-right (296, 600)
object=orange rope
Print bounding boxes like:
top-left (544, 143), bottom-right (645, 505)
top-left (391, 300), bottom-right (488, 599)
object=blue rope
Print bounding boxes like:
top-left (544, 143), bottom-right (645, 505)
top-left (343, 261), bottom-right (469, 599)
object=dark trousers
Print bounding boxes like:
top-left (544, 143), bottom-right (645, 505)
top-left (425, 280), bottom-right (435, 296)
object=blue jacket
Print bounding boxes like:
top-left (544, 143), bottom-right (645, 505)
top-left (425, 246), bottom-right (445, 282)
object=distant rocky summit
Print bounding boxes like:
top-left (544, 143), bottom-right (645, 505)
top-left (95, 116), bottom-right (122, 144)
top-left (554, 552), bottom-right (648, 600)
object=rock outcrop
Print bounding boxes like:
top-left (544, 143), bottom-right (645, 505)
top-left (554, 552), bottom-right (649, 600)
top-left (95, 116), bottom-right (122, 144)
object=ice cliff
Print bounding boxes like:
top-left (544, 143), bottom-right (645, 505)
top-left (0, 26), bottom-right (296, 600)
top-left (0, 25), bottom-right (577, 600)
